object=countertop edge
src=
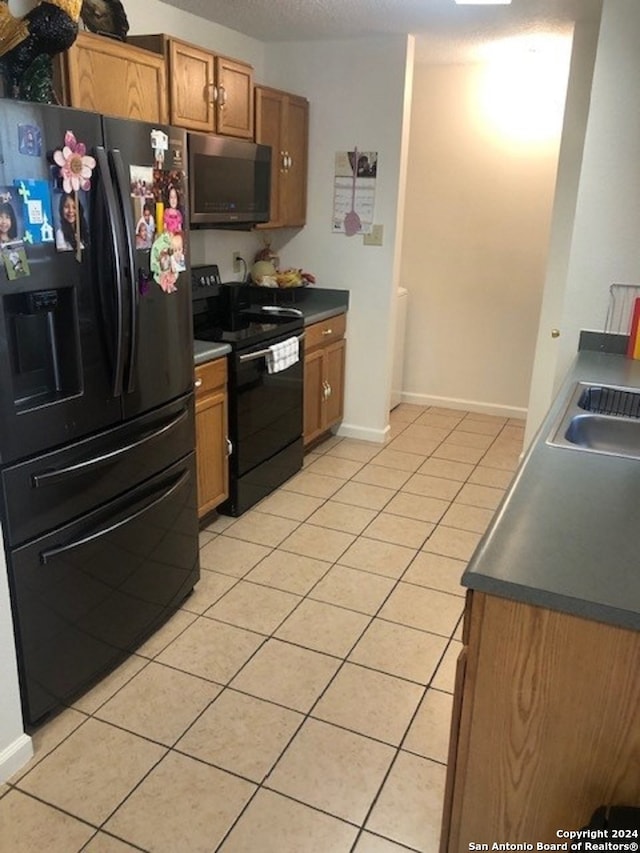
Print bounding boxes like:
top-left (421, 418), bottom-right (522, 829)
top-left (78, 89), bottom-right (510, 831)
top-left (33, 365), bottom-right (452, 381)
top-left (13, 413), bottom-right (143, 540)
top-left (462, 349), bottom-right (640, 632)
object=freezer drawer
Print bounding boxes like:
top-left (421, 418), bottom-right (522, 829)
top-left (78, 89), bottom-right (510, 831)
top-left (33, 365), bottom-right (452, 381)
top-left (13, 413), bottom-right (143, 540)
top-left (8, 453), bottom-right (199, 726)
top-left (1, 393), bottom-right (194, 547)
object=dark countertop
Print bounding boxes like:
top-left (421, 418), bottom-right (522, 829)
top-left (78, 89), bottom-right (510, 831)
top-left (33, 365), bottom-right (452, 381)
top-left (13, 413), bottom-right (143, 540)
top-left (193, 287), bottom-right (349, 364)
top-left (250, 285), bottom-right (350, 326)
top-left (193, 341), bottom-right (231, 365)
top-left (463, 349), bottom-right (640, 632)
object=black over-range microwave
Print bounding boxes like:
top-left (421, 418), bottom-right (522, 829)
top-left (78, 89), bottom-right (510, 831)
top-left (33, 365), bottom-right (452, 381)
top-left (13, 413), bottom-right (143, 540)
top-left (188, 131), bottom-right (271, 228)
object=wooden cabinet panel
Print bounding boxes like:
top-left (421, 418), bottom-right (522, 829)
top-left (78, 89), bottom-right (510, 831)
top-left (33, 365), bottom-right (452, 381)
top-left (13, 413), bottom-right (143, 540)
top-left (325, 339), bottom-right (346, 428)
top-left (305, 313), bottom-right (346, 350)
top-left (57, 32), bottom-right (167, 122)
top-left (284, 94), bottom-right (309, 226)
top-left (129, 35), bottom-right (253, 137)
top-left (255, 86), bottom-right (309, 228)
top-left (303, 315), bottom-right (346, 448)
top-left (441, 592), bottom-right (640, 851)
top-left (303, 349), bottom-right (324, 445)
top-left (216, 56), bottom-right (254, 138)
top-left (194, 359), bottom-right (229, 518)
top-left (169, 39), bottom-right (215, 132)
top-left (255, 89), bottom-right (285, 227)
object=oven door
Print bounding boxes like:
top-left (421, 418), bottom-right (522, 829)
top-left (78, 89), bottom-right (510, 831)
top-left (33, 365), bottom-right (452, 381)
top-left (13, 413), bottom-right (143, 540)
top-left (229, 332), bottom-right (304, 478)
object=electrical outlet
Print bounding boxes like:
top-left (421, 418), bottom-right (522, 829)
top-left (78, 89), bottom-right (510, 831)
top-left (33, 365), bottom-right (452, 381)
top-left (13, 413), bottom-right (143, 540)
top-left (233, 252), bottom-right (242, 273)
top-left (363, 224), bottom-right (384, 247)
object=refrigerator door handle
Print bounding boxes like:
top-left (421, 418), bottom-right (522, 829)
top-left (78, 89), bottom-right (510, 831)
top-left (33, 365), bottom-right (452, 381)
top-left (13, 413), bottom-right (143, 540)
top-left (31, 406), bottom-right (190, 489)
top-left (109, 148), bottom-right (139, 396)
top-left (39, 468), bottom-right (190, 565)
top-left (95, 146), bottom-right (126, 397)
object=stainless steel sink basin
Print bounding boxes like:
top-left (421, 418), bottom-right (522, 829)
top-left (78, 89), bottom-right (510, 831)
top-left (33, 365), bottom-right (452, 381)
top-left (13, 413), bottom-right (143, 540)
top-left (547, 382), bottom-right (640, 460)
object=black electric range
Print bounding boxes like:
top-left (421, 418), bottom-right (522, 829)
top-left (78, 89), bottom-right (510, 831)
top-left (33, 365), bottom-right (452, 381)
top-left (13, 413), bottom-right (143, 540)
top-left (192, 266), bottom-right (305, 516)
top-left (192, 266), bottom-right (304, 348)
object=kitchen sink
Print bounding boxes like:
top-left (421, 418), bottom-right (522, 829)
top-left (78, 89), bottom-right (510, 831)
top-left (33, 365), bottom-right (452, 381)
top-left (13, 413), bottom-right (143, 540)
top-left (547, 382), bottom-right (640, 460)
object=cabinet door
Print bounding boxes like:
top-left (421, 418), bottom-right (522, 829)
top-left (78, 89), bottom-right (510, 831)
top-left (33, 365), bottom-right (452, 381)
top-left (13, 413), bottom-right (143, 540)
top-left (195, 360), bottom-right (229, 518)
top-left (169, 40), bottom-right (215, 131)
top-left (325, 339), bottom-right (346, 429)
top-left (283, 95), bottom-right (309, 227)
top-left (255, 87), bottom-right (285, 228)
top-left (60, 32), bottom-right (167, 122)
top-left (303, 348), bottom-right (325, 446)
top-left (216, 56), bottom-right (254, 138)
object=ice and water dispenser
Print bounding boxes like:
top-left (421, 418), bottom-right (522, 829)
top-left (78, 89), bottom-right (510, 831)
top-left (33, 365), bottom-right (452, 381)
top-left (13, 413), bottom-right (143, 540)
top-left (2, 285), bottom-right (80, 411)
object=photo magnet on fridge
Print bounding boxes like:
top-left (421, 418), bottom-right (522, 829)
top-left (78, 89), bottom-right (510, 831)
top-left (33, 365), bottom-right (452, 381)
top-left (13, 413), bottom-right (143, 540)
top-left (0, 186), bottom-right (25, 246)
top-left (52, 188), bottom-right (89, 254)
top-left (2, 243), bottom-right (30, 280)
top-left (17, 124), bottom-right (42, 157)
top-left (130, 165), bottom-right (156, 250)
top-left (13, 180), bottom-right (54, 245)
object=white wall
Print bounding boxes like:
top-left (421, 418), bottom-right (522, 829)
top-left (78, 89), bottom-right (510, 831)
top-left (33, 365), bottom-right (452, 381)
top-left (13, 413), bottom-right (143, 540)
top-left (0, 531), bottom-right (32, 782)
top-left (524, 17), bottom-right (601, 446)
top-left (399, 56), bottom-right (569, 418)
top-left (261, 36), bottom-right (415, 441)
top-left (530, 0), bottom-right (640, 436)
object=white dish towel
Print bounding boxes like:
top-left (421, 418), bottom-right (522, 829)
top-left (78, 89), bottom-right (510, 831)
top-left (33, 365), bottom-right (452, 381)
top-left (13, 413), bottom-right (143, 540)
top-left (266, 336), bottom-right (299, 374)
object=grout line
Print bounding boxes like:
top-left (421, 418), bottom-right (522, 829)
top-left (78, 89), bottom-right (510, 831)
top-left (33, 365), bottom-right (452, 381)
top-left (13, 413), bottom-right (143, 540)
top-left (11, 405), bottom-right (523, 852)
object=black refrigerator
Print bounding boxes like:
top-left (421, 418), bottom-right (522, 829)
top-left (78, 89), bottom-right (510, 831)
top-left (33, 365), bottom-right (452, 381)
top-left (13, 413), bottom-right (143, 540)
top-left (0, 100), bottom-right (199, 726)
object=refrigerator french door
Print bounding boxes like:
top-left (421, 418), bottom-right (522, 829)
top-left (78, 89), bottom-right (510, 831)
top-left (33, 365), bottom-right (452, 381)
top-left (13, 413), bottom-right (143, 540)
top-left (0, 101), bottom-right (199, 726)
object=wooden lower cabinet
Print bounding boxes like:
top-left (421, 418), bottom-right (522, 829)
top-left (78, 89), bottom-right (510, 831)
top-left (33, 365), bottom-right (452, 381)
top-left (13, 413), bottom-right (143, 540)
top-left (303, 314), bottom-right (346, 447)
top-left (440, 591), bottom-right (640, 851)
top-left (194, 358), bottom-right (229, 518)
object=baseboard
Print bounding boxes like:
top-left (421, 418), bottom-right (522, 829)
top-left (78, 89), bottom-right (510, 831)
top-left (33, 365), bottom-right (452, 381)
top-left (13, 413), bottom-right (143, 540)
top-left (336, 422), bottom-right (390, 444)
top-left (399, 392), bottom-right (526, 421)
top-left (0, 732), bottom-right (33, 784)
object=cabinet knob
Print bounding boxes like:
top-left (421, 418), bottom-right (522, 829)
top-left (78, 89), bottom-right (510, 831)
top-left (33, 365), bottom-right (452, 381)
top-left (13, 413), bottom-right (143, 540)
top-left (207, 82), bottom-right (218, 105)
top-left (218, 85), bottom-right (227, 108)
top-left (194, 377), bottom-right (203, 388)
top-left (321, 328), bottom-right (333, 336)
top-left (551, 328), bottom-right (560, 338)
top-left (226, 437), bottom-right (233, 457)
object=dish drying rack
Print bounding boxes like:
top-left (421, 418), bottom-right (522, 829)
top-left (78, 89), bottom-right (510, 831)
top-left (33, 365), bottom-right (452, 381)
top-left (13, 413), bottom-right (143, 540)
top-left (579, 385), bottom-right (640, 418)
top-left (604, 283), bottom-right (640, 335)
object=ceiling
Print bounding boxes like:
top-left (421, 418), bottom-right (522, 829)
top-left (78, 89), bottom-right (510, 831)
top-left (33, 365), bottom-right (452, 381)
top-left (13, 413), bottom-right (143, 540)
top-left (161, 0), bottom-right (603, 63)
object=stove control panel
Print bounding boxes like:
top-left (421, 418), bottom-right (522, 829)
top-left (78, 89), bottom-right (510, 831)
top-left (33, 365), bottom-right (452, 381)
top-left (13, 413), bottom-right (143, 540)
top-left (192, 265), bottom-right (221, 290)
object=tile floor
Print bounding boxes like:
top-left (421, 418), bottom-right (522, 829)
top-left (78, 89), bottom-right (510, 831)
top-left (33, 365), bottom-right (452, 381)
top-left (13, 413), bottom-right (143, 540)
top-left (0, 403), bottom-right (524, 853)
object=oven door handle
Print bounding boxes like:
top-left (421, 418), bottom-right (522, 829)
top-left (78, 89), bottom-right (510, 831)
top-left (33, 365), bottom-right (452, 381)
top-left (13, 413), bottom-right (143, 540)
top-left (238, 332), bottom-right (305, 363)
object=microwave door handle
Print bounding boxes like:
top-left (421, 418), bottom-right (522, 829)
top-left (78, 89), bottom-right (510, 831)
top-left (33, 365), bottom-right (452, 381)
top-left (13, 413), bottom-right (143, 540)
top-left (109, 148), bottom-right (138, 395)
top-left (95, 147), bottom-right (126, 397)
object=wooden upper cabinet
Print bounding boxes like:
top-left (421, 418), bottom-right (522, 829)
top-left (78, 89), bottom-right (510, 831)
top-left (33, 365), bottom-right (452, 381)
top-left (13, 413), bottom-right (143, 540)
top-left (255, 86), bottom-right (309, 228)
top-left (55, 31), bottom-right (167, 122)
top-left (169, 39), bottom-right (215, 132)
top-left (215, 55), bottom-right (254, 138)
top-left (129, 35), bottom-right (253, 138)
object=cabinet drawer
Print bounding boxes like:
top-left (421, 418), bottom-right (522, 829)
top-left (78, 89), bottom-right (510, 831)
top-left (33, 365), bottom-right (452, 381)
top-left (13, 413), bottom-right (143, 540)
top-left (305, 313), bottom-right (346, 350)
top-left (195, 358), bottom-right (227, 399)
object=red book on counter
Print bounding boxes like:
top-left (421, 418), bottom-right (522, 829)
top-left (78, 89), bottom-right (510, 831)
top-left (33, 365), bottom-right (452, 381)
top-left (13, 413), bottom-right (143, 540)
top-left (627, 297), bottom-right (640, 358)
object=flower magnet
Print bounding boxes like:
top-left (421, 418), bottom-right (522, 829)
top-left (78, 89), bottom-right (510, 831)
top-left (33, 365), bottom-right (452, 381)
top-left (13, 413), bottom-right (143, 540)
top-left (53, 131), bottom-right (95, 261)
